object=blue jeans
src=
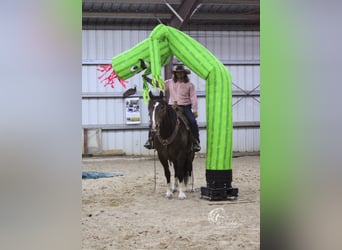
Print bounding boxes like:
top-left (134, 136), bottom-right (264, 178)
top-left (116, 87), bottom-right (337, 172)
top-left (177, 105), bottom-right (200, 142)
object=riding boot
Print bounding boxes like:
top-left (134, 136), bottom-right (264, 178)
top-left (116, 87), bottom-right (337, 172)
top-left (144, 137), bottom-right (154, 149)
top-left (192, 139), bottom-right (201, 152)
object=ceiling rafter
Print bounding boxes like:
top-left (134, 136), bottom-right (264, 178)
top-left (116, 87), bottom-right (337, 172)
top-left (82, 0), bottom-right (259, 5)
top-left (82, 0), bottom-right (260, 31)
top-left (83, 12), bottom-right (259, 21)
top-left (167, 0), bottom-right (200, 28)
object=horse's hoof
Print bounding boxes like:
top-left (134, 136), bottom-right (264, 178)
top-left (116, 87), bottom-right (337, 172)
top-left (178, 192), bottom-right (186, 200)
top-left (165, 191), bottom-right (173, 199)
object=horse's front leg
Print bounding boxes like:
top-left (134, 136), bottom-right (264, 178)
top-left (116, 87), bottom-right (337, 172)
top-left (166, 183), bottom-right (173, 198)
top-left (168, 160), bottom-right (178, 193)
top-left (175, 161), bottom-right (187, 200)
top-left (177, 180), bottom-right (187, 200)
top-left (160, 158), bottom-right (172, 198)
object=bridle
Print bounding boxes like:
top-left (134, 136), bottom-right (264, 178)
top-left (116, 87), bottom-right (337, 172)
top-left (151, 101), bottom-right (180, 147)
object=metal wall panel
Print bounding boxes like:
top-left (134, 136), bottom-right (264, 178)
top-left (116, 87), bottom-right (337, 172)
top-left (82, 29), bottom-right (260, 155)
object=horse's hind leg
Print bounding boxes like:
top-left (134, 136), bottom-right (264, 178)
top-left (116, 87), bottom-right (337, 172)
top-left (186, 154), bottom-right (194, 192)
top-left (172, 177), bottom-right (179, 193)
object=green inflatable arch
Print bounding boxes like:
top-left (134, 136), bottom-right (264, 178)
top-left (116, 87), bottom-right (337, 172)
top-left (98, 24), bottom-right (238, 200)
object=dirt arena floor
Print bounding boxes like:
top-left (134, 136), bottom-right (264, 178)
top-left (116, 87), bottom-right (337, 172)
top-left (82, 155), bottom-right (260, 250)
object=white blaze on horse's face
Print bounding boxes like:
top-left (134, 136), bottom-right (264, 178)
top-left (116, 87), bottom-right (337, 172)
top-left (151, 102), bottom-right (159, 131)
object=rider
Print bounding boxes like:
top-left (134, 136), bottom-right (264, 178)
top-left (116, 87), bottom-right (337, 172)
top-left (144, 65), bottom-right (201, 152)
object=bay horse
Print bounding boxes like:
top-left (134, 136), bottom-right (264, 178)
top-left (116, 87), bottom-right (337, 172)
top-left (149, 91), bottom-right (194, 199)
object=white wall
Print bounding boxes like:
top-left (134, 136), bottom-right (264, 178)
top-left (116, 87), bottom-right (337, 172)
top-left (82, 29), bottom-right (260, 155)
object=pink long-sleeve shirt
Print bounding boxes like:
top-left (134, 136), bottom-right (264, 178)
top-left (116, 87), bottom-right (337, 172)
top-left (165, 79), bottom-right (198, 113)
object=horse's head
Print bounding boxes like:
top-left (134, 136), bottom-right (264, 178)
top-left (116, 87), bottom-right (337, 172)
top-left (150, 92), bottom-right (168, 132)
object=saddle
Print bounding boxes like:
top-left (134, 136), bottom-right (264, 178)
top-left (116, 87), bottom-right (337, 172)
top-left (172, 106), bottom-right (191, 132)
top-left (172, 106), bottom-right (199, 145)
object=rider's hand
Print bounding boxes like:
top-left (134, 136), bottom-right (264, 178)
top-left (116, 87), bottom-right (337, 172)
top-left (194, 112), bottom-right (198, 118)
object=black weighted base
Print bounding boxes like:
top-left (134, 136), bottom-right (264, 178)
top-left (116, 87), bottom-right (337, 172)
top-left (201, 169), bottom-right (239, 201)
top-left (200, 186), bottom-right (239, 201)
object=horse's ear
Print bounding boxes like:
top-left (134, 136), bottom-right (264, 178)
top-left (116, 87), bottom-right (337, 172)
top-left (149, 91), bottom-right (153, 99)
top-left (159, 91), bottom-right (164, 99)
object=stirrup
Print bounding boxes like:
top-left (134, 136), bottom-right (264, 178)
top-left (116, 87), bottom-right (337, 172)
top-left (144, 139), bottom-right (154, 149)
top-left (192, 141), bottom-right (201, 152)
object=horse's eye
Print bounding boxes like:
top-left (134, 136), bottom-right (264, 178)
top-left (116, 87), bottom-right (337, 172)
top-left (130, 65), bottom-right (138, 72)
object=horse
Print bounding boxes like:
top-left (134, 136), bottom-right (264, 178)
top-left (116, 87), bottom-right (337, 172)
top-left (149, 91), bottom-right (194, 199)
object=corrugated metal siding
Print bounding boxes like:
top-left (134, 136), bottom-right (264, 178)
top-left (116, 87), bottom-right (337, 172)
top-left (82, 29), bottom-right (259, 155)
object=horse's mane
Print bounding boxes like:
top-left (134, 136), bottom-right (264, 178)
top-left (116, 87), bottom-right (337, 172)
top-left (166, 102), bottom-right (177, 120)
top-left (158, 99), bottom-right (177, 128)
